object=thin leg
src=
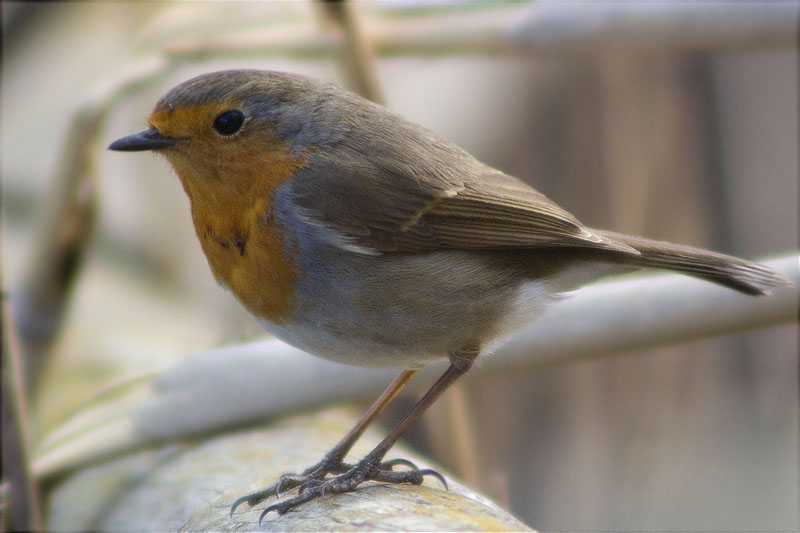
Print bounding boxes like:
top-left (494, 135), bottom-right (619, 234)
top-left (323, 369), bottom-right (419, 462)
top-left (362, 359), bottom-right (474, 462)
top-left (261, 349), bottom-right (479, 518)
top-left (230, 369), bottom-right (418, 515)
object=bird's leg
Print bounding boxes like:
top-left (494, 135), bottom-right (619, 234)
top-left (230, 369), bottom-right (418, 515)
top-left (259, 348), bottom-right (478, 519)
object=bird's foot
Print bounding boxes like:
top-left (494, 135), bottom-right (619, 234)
top-left (232, 454), bottom-right (447, 522)
top-left (229, 452), bottom-right (351, 516)
top-left (260, 456), bottom-right (446, 521)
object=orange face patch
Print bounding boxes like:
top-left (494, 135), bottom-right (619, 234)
top-left (149, 104), bottom-right (226, 140)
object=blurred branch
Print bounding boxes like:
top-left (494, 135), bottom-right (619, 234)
top-left (2, 290), bottom-right (43, 531)
top-left (11, 103), bottom-right (103, 391)
top-left (33, 255), bottom-right (797, 480)
top-left (162, 3), bottom-right (797, 60)
top-left (10, 57), bottom-right (169, 392)
top-left (320, 0), bottom-right (385, 105)
top-left (507, 2), bottom-right (798, 53)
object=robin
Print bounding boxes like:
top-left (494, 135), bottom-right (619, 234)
top-left (109, 69), bottom-right (788, 519)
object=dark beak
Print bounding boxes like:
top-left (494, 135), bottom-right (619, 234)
top-left (108, 127), bottom-right (179, 151)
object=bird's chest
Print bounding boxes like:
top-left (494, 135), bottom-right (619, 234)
top-left (191, 196), bottom-right (299, 325)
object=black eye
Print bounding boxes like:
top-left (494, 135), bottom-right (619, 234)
top-left (213, 110), bottom-right (244, 136)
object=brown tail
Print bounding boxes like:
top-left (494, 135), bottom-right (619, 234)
top-left (593, 229), bottom-right (792, 296)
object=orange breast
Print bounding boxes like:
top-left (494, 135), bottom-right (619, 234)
top-left (152, 108), bottom-right (307, 324)
top-left (194, 192), bottom-right (299, 325)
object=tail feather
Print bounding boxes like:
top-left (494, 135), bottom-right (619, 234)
top-left (593, 229), bottom-right (792, 295)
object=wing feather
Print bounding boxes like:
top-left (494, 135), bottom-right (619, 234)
top-left (285, 117), bottom-right (637, 256)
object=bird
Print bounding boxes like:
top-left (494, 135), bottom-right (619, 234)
top-left (108, 69), bottom-right (789, 519)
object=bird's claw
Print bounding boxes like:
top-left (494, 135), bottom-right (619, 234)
top-left (230, 488), bottom-right (273, 517)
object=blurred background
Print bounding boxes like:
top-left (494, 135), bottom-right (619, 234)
top-left (2, 2), bottom-right (797, 531)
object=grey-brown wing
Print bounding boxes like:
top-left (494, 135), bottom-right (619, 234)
top-left (285, 126), bottom-right (636, 256)
top-left (417, 171), bottom-right (636, 253)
